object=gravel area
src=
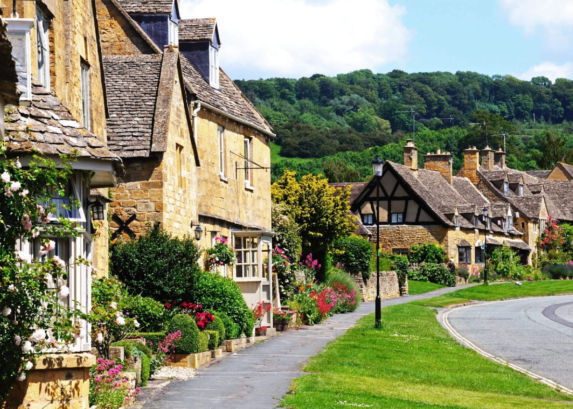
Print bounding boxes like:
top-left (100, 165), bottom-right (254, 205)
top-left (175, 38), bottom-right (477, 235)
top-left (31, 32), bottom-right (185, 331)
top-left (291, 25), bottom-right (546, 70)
top-left (151, 366), bottom-right (196, 380)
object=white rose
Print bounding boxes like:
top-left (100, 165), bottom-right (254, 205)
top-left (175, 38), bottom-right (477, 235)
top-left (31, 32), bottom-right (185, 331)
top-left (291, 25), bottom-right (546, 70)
top-left (24, 361), bottom-right (33, 371)
top-left (29, 328), bottom-right (46, 343)
top-left (19, 188), bottom-right (29, 197)
top-left (17, 372), bottom-right (26, 382)
top-left (52, 256), bottom-right (66, 269)
top-left (1, 171), bottom-right (10, 183)
top-left (9, 181), bottom-right (21, 192)
top-left (110, 302), bottom-right (117, 309)
top-left (134, 320), bottom-right (140, 328)
top-left (8, 284), bottom-right (15, 292)
top-left (21, 341), bottom-right (33, 353)
top-left (96, 332), bottom-right (104, 343)
top-left (16, 251), bottom-right (31, 263)
top-left (115, 315), bottom-right (125, 326)
top-left (14, 335), bottom-right (22, 346)
top-left (58, 285), bottom-right (70, 299)
top-left (2, 306), bottom-right (12, 317)
top-left (15, 158), bottom-right (22, 169)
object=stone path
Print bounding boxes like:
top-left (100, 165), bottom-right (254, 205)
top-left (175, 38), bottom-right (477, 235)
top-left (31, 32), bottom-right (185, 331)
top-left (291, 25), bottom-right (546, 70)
top-left (143, 285), bottom-right (471, 409)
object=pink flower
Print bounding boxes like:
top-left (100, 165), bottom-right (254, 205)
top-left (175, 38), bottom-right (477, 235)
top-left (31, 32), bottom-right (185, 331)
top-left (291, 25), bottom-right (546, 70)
top-left (40, 240), bottom-right (55, 256)
top-left (1, 171), bottom-right (10, 183)
top-left (9, 181), bottom-right (21, 192)
top-left (21, 214), bottom-right (32, 230)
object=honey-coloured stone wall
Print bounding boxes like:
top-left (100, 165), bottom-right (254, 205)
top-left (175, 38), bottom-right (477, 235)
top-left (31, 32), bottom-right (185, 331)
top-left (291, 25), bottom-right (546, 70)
top-left (368, 224), bottom-right (448, 255)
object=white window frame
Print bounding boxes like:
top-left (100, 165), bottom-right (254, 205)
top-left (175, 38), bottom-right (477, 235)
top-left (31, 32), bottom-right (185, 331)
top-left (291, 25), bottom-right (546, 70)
top-left (503, 181), bottom-right (509, 196)
top-left (234, 235), bottom-right (260, 281)
top-left (168, 18), bottom-right (178, 45)
top-left (5, 18), bottom-right (35, 100)
top-left (518, 184), bottom-right (524, 196)
top-left (209, 45), bottom-right (219, 89)
top-left (218, 126), bottom-right (227, 180)
top-left (80, 60), bottom-right (90, 130)
top-left (391, 212), bottom-right (403, 224)
top-left (244, 137), bottom-right (253, 189)
top-left (36, 7), bottom-right (50, 90)
top-left (48, 174), bottom-right (87, 224)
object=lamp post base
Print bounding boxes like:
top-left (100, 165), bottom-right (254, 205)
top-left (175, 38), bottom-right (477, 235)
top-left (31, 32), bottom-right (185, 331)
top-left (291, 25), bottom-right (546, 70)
top-left (375, 295), bottom-right (382, 328)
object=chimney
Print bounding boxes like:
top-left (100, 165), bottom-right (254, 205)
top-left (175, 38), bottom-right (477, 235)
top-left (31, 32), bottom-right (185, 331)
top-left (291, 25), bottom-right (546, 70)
top-left (480, 146), bottom-right (495, 170)
top-left (403, 139), bottom-right (418, 170)
top-left (494, 148), bottom-right (506, 169)
top-left (456, 146), bottom-right (480, 185)
top-left (424, 148), bottom-right (453, 184)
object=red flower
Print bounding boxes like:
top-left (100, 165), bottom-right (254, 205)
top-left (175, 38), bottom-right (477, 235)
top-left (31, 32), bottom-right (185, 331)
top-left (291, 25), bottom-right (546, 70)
top-left (164, 302), bottom-right (172, 310)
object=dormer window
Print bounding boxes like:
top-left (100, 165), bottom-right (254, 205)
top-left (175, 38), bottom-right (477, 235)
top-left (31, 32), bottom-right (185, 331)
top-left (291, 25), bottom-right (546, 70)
top-left (503, 181), bottom-right (509, 196)
top-left (168, 18), bottom-right (178, 45)
top-left (209, 45), bottom-right (219, 88)
top-left (36, 7), bottom-right (50, 90)
top-left (474, 215), bottom-right (478, 228)
top-left (5, 17), bottom-right (35, 100)
top-left (455, 215), bottom-right (459, 229)
top-left (518, 184), bottom-right (524, 196)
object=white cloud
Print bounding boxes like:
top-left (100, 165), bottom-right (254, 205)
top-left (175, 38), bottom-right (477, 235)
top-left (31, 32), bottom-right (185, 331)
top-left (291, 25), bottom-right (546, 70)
top-left (516, 62), bottom-right (573, 82)
top-left (180, 0), bottom-right (411, 79)
top-left (499, 0), bottom-right (573, 56)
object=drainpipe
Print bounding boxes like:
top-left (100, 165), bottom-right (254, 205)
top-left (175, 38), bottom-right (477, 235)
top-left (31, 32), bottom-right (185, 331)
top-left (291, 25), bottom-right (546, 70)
top-left (192, 101), bottom-right (202, 145)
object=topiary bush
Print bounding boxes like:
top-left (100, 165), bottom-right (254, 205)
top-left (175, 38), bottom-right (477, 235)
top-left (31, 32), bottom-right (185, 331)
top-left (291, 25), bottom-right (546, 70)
top-left (140, 353), bottom-right (150, 387)
top-left (190, 272), bottom-right (254, 337)
top-left (409, 243), bottom-right (446, 264)
top-left (167, 314), bottom-right (200, 354)
top-left (213, 311), bottom-right (240, 340)
top-left (198, 332), bottom-right (209, 352)
top-left (121, 294), bottom-right (168, 332)
top-left (111, 226), bottom-right (201, 303)
top-left (205, 330), bottom-right (219, 350)
top-left (205, 316), bottom-right (225, 346)
top-left (332, 235), bottom-right (374, 280)
top-left (412, 263), bottom-right (455, 286)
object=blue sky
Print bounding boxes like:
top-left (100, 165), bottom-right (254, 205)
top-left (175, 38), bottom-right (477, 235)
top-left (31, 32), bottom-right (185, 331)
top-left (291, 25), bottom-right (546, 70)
top-left (181, 0), bottom-right (573, 81)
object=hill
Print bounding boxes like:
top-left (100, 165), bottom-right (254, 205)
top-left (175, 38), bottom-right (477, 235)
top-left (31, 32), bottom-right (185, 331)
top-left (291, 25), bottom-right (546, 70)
top-left (236, 70), bottom-right (573, 181)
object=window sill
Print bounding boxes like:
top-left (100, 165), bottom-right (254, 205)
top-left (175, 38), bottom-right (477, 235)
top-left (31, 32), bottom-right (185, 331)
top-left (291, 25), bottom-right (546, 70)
top-left (233, 277), bottom-right (262, 283)
top-left (220, 175), bottom-right (228, 183)
top-left (245, 184), bottom-right (254, 192)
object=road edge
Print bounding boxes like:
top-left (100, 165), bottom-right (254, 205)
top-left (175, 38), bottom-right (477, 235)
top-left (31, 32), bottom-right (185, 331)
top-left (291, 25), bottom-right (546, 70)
top-left (438, 302), bottom-right (573, 396)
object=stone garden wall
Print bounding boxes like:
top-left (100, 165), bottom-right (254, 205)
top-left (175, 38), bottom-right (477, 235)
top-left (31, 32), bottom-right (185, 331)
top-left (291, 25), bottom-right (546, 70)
top-left (354, 271), bottom-right (400, 302)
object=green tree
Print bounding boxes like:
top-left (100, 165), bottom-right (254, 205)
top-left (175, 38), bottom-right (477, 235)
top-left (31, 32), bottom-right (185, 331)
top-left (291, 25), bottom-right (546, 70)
top-left (533, 132), bottom-right (573, 169)
top-left (272, 170), bottom-right (355, 280)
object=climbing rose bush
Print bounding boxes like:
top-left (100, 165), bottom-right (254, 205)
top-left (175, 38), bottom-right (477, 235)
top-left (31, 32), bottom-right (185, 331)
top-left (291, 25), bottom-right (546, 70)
top-left (0, 146), bottom-right (83, 401)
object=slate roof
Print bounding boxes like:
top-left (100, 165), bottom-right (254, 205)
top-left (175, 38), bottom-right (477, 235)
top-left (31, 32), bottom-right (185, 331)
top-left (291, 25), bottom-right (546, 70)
top-left (115, 0), bottom-right (174, 14)
top-left (555, 162), bottom-right (573, 180)
top-left (180, 57), bottom-right (273, 136)
top-left (542, 181), bottom-right (573, 221)
top-left (329, 182), bottom-right (367, 203)
top-left (103, 54), bottom-right (163, 157)
top-left (3, 82), bottom-right (118, 162)
top-left (507, 196), bottom-right (543, 219)
top-left (526, 169), bottom-right (551, 179)
top-left (179, 18), bottom-right (217, 42)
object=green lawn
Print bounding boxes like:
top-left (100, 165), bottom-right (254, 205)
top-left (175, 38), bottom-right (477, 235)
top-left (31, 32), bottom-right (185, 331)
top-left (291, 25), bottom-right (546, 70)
top-left (408, 280), bottom-right (445, 295)
top-left (281, 281), bottom-right (573, 409)
top-left (415, 280), bottom-right (573, 308)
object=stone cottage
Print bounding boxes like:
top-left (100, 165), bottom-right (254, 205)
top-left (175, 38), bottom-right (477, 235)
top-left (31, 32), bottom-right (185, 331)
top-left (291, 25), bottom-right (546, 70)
top-left (1, 0), bottom-right (120, 407)
top-left (95, 0), bottom-right (277, 322)
top-left (349, 140), bottom-right (529, 271)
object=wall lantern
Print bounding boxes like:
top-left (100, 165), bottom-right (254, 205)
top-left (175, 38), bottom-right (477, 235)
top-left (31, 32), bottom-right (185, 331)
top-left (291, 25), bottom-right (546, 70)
top-left (372, 155), bottom-right (383, 177)
top-left (89, 199), bottom-right (105, 221)
top-left (190, 221), bottom-right (203, 241)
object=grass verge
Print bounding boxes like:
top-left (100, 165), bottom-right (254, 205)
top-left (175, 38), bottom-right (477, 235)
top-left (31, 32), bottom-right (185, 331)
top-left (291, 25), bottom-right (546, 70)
top-left (408, 280), bottom-right (445, 295)
top-left (281, 281), bottom-right (573, 409)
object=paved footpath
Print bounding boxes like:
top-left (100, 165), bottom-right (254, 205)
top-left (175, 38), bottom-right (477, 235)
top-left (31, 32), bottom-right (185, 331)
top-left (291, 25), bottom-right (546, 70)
top-left (144, 285), bottom-right (471, 409)
top-left (444, 295), bottom-right (573, 392)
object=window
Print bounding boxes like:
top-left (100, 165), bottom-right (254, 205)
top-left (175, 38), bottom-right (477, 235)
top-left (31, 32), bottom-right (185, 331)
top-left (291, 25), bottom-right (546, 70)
top-left (6, 18), bottom-right (34, 100)
top-left (475, 246), bottom-right (484, 263)
top-left (503, 181), bottom-right (509, 196)
top-left (209, 45), bottom-right (219, 88)
top-left (47, 177), bottom-right (85, 222)
top-left (176, 144), bottom-right (184, 188)
top-left (244, 137), bottom-right (253, 188)
top-left (508, 215), bottom-right (512, 229)
top-left (390, 212), bottom-right (403, 224)
top-left (36, 7), bottom-right (50, 89)
top-left (458, 246), bottom-right (471, 264)
top-left (362, 214), bottom-right (373, 225)
top-left (518, 184), bottom-right (524, 196)
top-left (168, 18), bottom-right (178, 45)
top-left (234, 236), bottom-right (258, 279)
top-left (218, 126), bottom-right (226, 179)
top-left (80, 60), bottom-right (90, 130)
top-left (455, 215), bottom-right (459, 229)
top-left (540, 219), bottom-right (546, 235)
top-left (474, 215), bottom-right (479, 228)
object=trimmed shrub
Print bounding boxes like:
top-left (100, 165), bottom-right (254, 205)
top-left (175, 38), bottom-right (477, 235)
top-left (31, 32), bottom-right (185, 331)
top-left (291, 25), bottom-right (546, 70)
top-left (111, 226), bottom-right (202, 303)
top-left (205, 316), bottom-right (225, 346)
top-left (168, 314), bottom-right (200, 354)
top-left (198, 332), bottom-right (209, 352)
top-left (191, 272), bottom-right (254, 337)
top-left (205, 330), bottom-right (219, 350)
top-left (121, 294), bottom-right (167, 332)
top-left (134, 332), bottom-right (166, 348)
top-left (140, 353), bottom-right (150, 387)
top-left (543, 264), bottom-right (573, 279)
top-left (411, 263), bottom-right (455, 286)
top-left (409, 244), bottom-right (446, 264)
top-left (332, 235), bottom-right (374, 280)
top-left (111, 340), bottom-right (153, 359)
top-left (214, 311), bottom-right (240, 340)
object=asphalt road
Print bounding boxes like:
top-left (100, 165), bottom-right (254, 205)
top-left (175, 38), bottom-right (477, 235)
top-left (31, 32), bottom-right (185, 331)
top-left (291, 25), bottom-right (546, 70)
top-left (445, 295), bottom-right (573, 390)
top-left (143, 285), bottom-right (471, 409)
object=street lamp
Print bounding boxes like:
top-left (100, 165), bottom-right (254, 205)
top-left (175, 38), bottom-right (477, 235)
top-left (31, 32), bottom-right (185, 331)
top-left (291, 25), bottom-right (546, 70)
top-left (483, 206), bottom-right (488, 285)
top-left (372, 155), bottom-right (383, 328)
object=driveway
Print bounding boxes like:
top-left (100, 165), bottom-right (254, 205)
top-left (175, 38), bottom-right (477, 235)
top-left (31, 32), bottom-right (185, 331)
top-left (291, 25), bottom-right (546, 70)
top-left (143, 285), bottom-right (471, 409)
top-left (443, 295), bottom-right (573, 392)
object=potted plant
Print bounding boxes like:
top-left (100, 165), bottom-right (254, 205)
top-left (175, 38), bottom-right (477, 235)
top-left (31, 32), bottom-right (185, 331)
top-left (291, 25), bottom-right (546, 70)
top-left (252, 301), bottom-right (271, 336)
top-left (205, 237), bottom-right (236, 272)
top-left (272, 307), bottom-right (292, 331)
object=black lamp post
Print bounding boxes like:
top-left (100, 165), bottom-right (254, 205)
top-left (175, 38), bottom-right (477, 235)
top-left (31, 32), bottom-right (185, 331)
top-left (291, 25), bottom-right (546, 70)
top-left (483, 206), bottom-right (488, 285)
top-left (372, 155), bottom-right (383, 329)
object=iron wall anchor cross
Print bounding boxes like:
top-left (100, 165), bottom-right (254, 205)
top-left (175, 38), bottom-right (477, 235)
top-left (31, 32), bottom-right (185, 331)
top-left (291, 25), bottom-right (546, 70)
top-left (111, 213), bottom-right (136, 239)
